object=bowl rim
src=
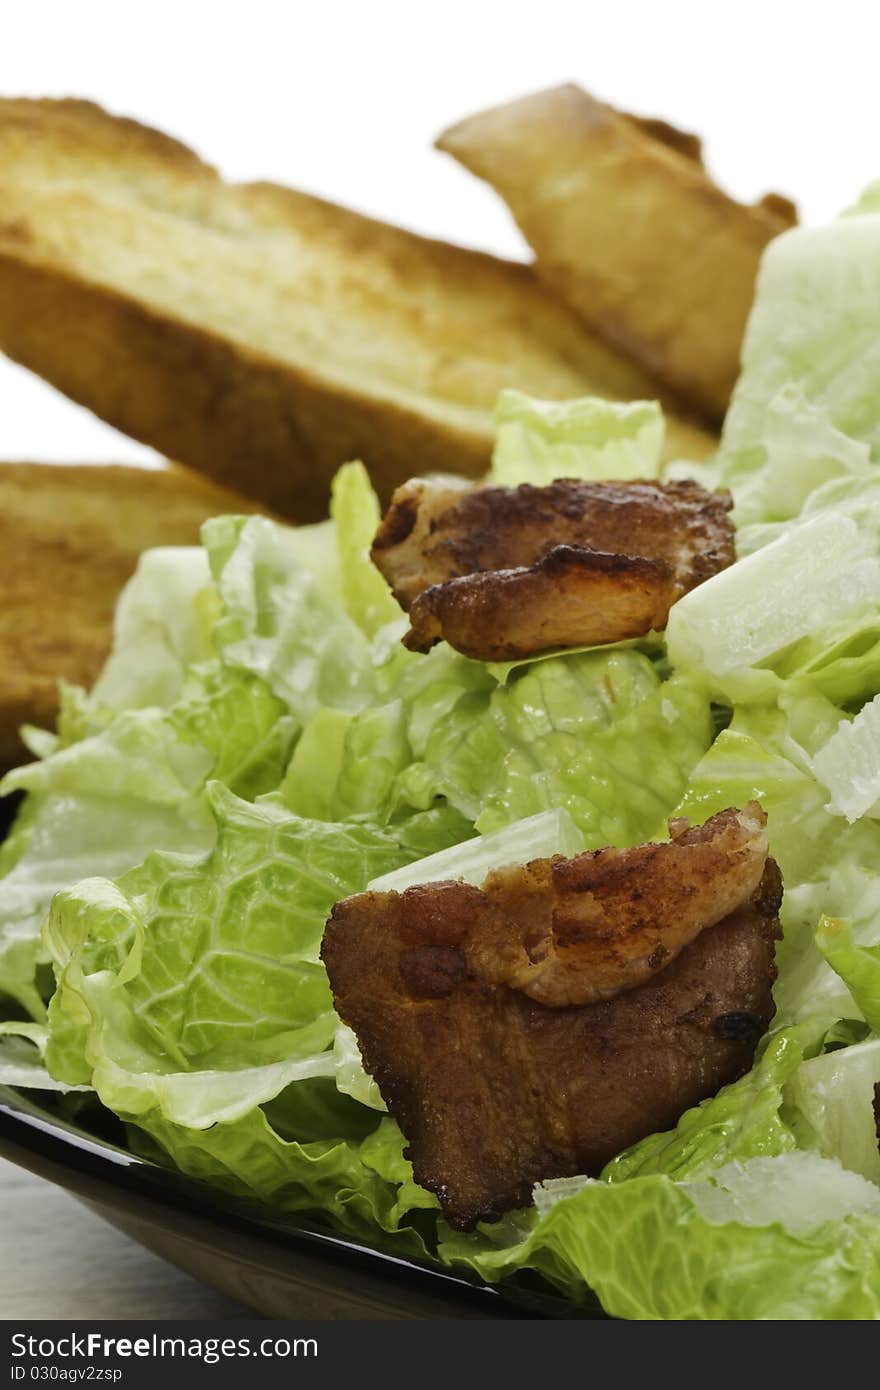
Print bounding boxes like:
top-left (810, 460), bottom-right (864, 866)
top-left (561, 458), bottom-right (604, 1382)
top-left (0, 1083), bottom-right (560, 1319)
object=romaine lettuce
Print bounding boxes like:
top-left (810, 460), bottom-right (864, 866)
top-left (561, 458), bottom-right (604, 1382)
top-left (719, 216), bottom-right (880, 488)
top-left (439, 1032), bottom-right (880, 1320)
top-left (3, 315), bottom-right (880, 1320)
top-left (491, 389), bottom-right (664, 485)
top-left (789, 1036), bottom-right (880, 1183)
top-left (666, 511), bottom-right (880, 687)
top-left (398, 649), bottom-right (712, 844)
top-left (330, 461), bottom-right (402, 637)
top-left (812, 695), bottom-right (880, 822)
top-left (88, 546), bottom-right (218, 716)
top-left (439, 1151), bottom-right (880, 1319)
top-left (0, 668), bottom-right (295, 1020)
top-left (204, 513), bottom-right (378, 725)
top-left (36, 782), bottom-right (453, 1249)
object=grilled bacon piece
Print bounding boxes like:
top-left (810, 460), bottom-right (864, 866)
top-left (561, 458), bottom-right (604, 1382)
top-left (370, 477), bottom-right (733, 660)
top-left (321, 804), bottom-right (781, 1229)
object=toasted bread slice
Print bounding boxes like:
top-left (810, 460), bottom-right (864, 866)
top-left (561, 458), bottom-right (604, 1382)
top-left (0, 99), bottom-right (713, 521)
top-left (437, 85), bottom-right (797, 423)
top-left (0, 461), bottom-right (269, 768)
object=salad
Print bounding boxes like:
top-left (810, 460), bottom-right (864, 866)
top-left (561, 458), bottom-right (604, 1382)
top-left (3, 199), bottom-right (880, 1321)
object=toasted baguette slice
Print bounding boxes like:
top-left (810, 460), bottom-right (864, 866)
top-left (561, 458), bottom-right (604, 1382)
top-left (0, 99), bottom-right (713, 521)
top-left (437, 85), bottom-right (797, 423)
top-left (621, 111), bottom-right (706, 166)
top-left (0, 461), bottom-right (269, 768)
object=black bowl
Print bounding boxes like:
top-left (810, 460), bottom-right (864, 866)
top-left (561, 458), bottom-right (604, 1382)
top-left (0, 1085), bottom-right (582, 1319)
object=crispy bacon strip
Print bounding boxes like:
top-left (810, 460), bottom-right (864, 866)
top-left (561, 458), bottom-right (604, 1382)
top-left (321, 805), bottom-right (781, 1229)
top-left (469, 803), bottom-right (769, 1006)
top-left (371, 477), bottom-right (733, 661)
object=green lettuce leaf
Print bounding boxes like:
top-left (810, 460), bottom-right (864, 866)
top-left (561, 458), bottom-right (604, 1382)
top-left (330, 461), bottom-right (402, 637)
top-left (88, 546), bottom-right (218, 715)
top-left (368, 806), bottom-right (584, 892)
top-left (0, 665), bottom-right (295, 1021)
top-left (39, 783), bottom-right (454, 1248)
top-left (673, 696), bottom-right (880, 1026)
top-left (281, 701), bottom-right (409, 825)
top-left (812, 694), bottom-right (880, 822)
top-left (332, 1023), bottom-right (386, 1112)
top-left (714, 474), bottom-right (880, 705)
top-left (169, 665), bottom-right (296, 803)
top-left (129, 1104), bottom-right (434, 1251)
top-left (204, 514), bottom-right (377, 724)
top-left (0, 714), bottom-right (215, 1019)
top-left (788, 1035), bottom-right (880, 1182)
top-left (0, 1022), bottom-right (88, 1092)
top-left (440, 1152), bottom-right (880, 1319)
top-left (720, 387), bottom-right (872, 530)
top-left (718, 216), bottom-right (880, 503)
top-left (399, 648), bottom-right (712, 845)
top-left (770, 604), bottom-right (880, 709)
top-left (666, 511), bottom-right (880, 689)
top-left (816, 917), bottom-right (880, 1033)
top-left (601, 1026), bottom-right (811, 1183)
top-left (22, 546), bottom-right (220, 762)
top-left (44, 783), bottom-right (420, 1082)
top-left (491, 390), bottom-right (664, 485)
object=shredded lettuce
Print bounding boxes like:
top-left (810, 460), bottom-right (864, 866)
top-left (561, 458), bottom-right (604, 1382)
top-left (88, 546), bottom-right (218, 716)
top-left (0, 1022), bottom-right (89, 1092)
top-left (440, 1153), bottom-right (880, 1319)
top-left (789, 1036), bottom-right (880, 1183)
top-left (204, 513), bottom-right (378, 724)
top-left (491, 389), bottom-right (664, 484)
top-left (368, 807), bottom-right (584, 892)
top-left (813, 695), bottom-right (880, 822)
top-left (666, 511), bottom-right (880, 685)
top-left (398, 649), bottom-right (712, 843)
top-left (330, 461), bottom-right (402, 637)
top-left (718, 215), bottom-right (880, 488)
top-left (4, 257), bottom-right (880, 1320)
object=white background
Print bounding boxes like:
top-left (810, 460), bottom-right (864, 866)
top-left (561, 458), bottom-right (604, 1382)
top-left (2, 0), bottom-right (880, 462)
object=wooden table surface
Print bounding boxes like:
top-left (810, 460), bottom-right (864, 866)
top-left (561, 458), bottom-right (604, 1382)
top-left (0, 1158), bottom-right (254, 1319)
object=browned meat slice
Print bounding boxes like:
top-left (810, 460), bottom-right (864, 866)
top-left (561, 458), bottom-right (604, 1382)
top-left (403, 548), bottom-right (677, 661)
top-left (372, 477), bottom-right (733, 607)
top-left (468, 803), bottom-right (770, 1006)
top-left (321, 804), bottom-right (781, 1229)
top-left (370, 477), bottom-right (734, 660)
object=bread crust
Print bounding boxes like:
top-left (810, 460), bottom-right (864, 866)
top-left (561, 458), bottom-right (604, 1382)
top-left (0, 460), bottom-right (269, 767)
top-left (0, 99), bottom-right (714, 520)
top-left (438, 84), bottom-right (796, 423)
